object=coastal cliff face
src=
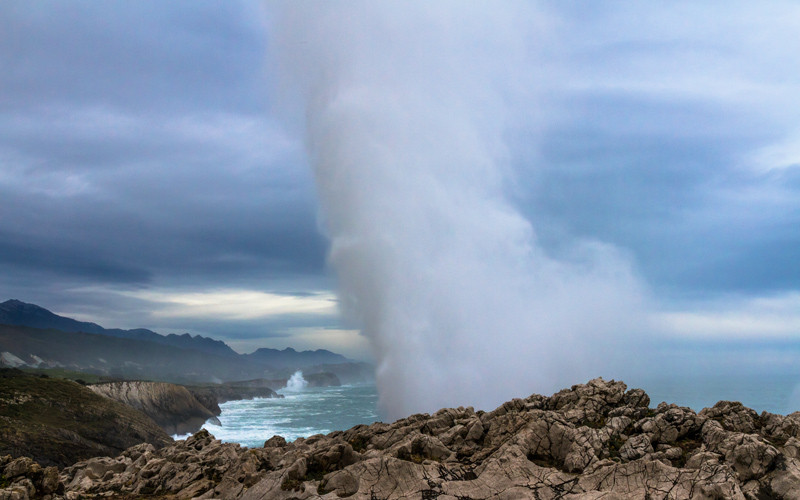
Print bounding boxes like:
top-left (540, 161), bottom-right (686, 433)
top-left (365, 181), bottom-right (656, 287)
top-left (186, 382), bottom-right (282, 415)
top-left (4, 378), bottom-right (800, 499)
top-left (88, 381), bottom-right (218, 435)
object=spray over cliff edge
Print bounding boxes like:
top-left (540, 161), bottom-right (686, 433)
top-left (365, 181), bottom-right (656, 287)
top-left (271, 2), bottom-right (647, 419)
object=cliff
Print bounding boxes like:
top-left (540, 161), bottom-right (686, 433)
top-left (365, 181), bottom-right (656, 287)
top-left (4, 377), bottom-right (800, 498)
top-left (0, 369), bottom-right (170, 468)
top-left (186, 383), bottom-right (282, 415)
top-left (0, 299), bottom-right (238, 358)
top-left (88, 381), bottom-right (219, 435)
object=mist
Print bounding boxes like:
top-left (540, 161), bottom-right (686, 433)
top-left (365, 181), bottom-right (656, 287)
top-left (272, 2), bottom-right (648, 420)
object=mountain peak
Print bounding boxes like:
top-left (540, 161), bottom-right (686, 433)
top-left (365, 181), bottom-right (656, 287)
top-left (246, 346), bottom-right (349, 368)
top-left (0, 299), bottom-right (238, 358)
top-left (2, 299), bottom-right (49, 312)
top-left (0, 299), bottom-right (105, 334)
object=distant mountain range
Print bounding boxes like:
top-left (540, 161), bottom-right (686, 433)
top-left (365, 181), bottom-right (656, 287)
top-left (0, 299), bottom-right (371, 384)
top-left (0, 299), bottom-right (238, 358)
top-left (245, 346), bottom-right (348, 368)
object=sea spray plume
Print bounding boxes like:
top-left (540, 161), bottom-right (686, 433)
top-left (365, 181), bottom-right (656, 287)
top-left (271, 2), bottom-right (647, 419)
top-left (284, 370), bottom-right (308, 392)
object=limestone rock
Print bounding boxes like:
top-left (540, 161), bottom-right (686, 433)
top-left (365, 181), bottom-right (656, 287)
top-left (89, 380), bottom-right (217, 435)
top-left (3, 377), bottom-right (800, 499)
top-left (618, 434), bottom-right (653, 461)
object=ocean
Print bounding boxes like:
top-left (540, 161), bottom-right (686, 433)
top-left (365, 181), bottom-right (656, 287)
top-left (638, 373), bottom-right (800, 417)
top-left (176, 374), bottom-right (800, 448)
top-left (190, 383), bottom-right (379, 449)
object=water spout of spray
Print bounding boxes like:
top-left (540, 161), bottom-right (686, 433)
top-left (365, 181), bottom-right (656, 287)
top-left (284, 371), bottom-right (308, 392)
top-left (272, 1), bottom-right (647, 420)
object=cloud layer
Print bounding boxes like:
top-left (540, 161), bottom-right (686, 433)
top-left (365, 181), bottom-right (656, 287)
top-left (274, 1), bottom-right (652, 418)
top-left (1, 2), bottom-right (800, 374)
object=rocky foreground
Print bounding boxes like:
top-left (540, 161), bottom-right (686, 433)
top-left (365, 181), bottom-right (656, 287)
top-left (3, 378), bottom-right (800, 499)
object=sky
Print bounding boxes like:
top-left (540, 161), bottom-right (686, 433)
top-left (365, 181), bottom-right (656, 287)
top-left (2, 1), bottom-right (800, 369)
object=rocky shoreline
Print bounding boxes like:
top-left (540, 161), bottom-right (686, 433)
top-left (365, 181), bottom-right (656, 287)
top-left (88, 380), bottom-right (283, 435)
top-left (3, 378), bottom-right (800, 499)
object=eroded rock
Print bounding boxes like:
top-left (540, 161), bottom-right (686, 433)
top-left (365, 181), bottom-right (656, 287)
top-left (3, 377), bottom-right (799, 499)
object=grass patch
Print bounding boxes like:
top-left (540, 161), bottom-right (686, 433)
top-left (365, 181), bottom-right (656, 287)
top-left (582, 418), bottom-right (607, 429)
top-left (305, 459), bottom-right (327, 482)
top-left (672, 436), bottom-right (702, 468)
top-left (19, 367), bottom-right (106, 384)
top-left (0, 368), bottom-right (168, 467)
top-left (281, 477), bottom-right (302, 491)
top-left (607, 435), bottom-right (626, 461)
top-left (397, 449), bottom-right (427, 464)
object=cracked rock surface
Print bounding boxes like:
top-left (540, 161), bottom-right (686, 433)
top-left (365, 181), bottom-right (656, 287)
top-left (3, 377), bottom-right (800, 499)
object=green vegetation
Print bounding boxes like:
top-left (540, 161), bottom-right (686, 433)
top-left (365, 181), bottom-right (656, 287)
top-left (607, 435), bottom-right (626, 461)
top-left (20, 367), bottom-right (108, 384)
top-left (672, 434), bottom-right (703, 468)
top-left (397, 449), bottom-right (427, 464)
top-left (0, 368), bottom-right (170, 467)
top-left (304, 459), bottom-right (327, 482)
top-left (581, 417), bottom-right (607, 429)
top-left (348, 435), bottom-right (369, 452)
top-left (281, 477), bottom-right (303, 491)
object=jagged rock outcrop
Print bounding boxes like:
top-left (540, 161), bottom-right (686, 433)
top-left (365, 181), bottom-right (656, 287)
top-left (88, 381), bottom-right (218, 435)
top-left (4, 378), bottom-right (800, 499)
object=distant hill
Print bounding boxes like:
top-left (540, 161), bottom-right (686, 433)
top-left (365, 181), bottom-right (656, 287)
top-left (0, 299), bottom-right (374, 385)
top-left (0, 323), bottom-right (268, 383)
top-left (245, 346), bottom-right (349, 368)
top-left (0, 299), bottom-right (238, 358)
top-left (0, 368), bottom-right (171, 467)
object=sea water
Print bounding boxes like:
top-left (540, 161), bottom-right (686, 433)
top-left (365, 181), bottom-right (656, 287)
top-left (174, 374), bottom-right (800, 448)
top-left (638, 373), bottom-right (800, 416)
top-left (191, 384), bottom-right (380, 449)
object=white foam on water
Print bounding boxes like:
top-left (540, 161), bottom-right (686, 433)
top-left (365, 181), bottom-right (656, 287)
top-left (172, 385), bottom-right (379, 448)
top-left (282, 370), bottom-right (308, 392)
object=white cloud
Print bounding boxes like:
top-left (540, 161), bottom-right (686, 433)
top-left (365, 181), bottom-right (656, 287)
top-left (751, 131), bottom-right (800, 173)
top-left (227, 327), bottom-right (372, 361)
top-left (114, 289), bottom-right (338, 321)
top-left (657, 292), bottom-right (800, 339)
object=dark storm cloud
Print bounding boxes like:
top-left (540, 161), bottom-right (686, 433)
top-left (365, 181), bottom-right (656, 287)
top-left (2, 0), bottom-right (800, 360)
top-left (505, 1), bottom-right (800, 303)
top-left (0, 1), bottom-right (326, 297)
top-left (514, 91), bottom-right (795, 297)
top-left (0, 1), bottom-right (267, 114)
